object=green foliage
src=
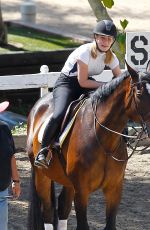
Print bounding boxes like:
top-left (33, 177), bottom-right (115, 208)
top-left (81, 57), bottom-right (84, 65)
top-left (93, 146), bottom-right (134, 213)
top-left (120, 19), bottom-right (128, 30)
top-left (12, 123), bottom-right (27, 135)
top-left (116, 19), bottom-right (129, 56)
top-left (101, 0), bottom-right (114, 8)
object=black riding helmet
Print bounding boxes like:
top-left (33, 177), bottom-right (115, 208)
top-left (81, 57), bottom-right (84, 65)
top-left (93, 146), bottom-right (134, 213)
top-left (93, 20), bottom-right (117, 52)
top-left (93, 20), bottom-right (117, 40)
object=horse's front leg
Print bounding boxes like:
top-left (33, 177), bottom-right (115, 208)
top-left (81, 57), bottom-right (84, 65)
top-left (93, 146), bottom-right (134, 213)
top-left (74, 189), bottom-right (90, 230)
top-left (57, 186), bottom-right (74, 230)
top-left (35, 168), bottom-right (56, 230)
top-left (103, 180), bottom-right (124, 230)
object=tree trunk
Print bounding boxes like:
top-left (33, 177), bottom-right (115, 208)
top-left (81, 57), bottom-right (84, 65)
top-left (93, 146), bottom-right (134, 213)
top-left (0, 1), bottom-right (7, 45)
top-left (88, 0), bottom-right (111, 21)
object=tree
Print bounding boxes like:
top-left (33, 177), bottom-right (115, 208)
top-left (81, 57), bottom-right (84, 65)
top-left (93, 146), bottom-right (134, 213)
top-left (88, 0), bottom-right (111, 21)
top-left (0, 0), bottom-right (7, 45)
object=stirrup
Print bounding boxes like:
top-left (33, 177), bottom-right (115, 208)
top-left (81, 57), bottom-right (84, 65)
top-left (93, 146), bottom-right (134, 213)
top-left (34, 158), bottom-right (49, 169)
top-left (34, 147), bottom-right (51, 169)
top-left (39, 146), bottom-right (50, 155)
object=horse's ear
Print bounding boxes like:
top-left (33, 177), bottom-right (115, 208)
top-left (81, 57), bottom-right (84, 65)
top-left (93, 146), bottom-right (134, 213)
top-left (146, 60), bottom-right (150, 73)
top-left (125, 60), bottom-right (139, 83)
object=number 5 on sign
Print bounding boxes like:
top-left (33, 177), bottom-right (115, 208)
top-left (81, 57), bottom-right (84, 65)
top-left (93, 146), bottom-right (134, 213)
top-left (126, 32), bottom-right (150, 71)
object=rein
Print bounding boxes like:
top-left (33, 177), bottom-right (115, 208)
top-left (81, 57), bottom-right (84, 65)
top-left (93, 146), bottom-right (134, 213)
top-left (91, 80), bottom-right (149, 162)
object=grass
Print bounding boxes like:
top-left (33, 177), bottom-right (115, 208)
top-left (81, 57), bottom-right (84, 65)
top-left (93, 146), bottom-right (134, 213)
top-left (0, 25), bottom-right (81, 53)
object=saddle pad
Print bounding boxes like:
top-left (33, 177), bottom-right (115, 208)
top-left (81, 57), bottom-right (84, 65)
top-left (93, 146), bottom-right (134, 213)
top-left (38, 99), bottom-right (87, 146)
top-left (38, 114), bottom-right (53, 143)
top-left (59, 113), bottom-right (77, 148)
top-left (59, 99), bottom-right (87, 147)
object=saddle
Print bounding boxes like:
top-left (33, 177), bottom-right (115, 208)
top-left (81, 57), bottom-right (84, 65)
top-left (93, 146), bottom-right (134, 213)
top-left (38, 94), bottom-right (88, 146)
top-left (58, 94), bottom-right (88, 148)
top-left (61, 94), bottom-right (87, 133)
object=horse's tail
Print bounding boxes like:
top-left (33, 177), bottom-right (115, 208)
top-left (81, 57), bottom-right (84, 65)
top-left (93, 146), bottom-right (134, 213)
top-left (26, 109), bottom-right (34, 162)
top-left (27, 169), bottom-right (44, 230)
top-left (26, 102), bottom-right (50, 164)
top-left (27, 170), bottom-right (57, 230)
top-left (26, 108), bottom-right (39, 165)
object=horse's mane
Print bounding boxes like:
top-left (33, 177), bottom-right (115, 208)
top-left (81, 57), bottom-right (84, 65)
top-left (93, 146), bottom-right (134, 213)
top-left (90, 70), bottom-right (130, 104)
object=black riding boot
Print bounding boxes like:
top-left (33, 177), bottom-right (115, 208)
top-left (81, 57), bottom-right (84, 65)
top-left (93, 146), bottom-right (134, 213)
top-left (34, 118), bottom-right (60, 168)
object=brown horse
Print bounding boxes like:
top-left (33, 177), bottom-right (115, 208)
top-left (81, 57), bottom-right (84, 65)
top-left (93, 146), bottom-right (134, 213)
top-left (26, 64), bottom-right (150, 230)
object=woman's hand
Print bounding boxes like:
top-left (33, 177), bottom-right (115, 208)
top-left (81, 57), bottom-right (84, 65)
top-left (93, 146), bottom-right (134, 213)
top-left (11, 155), bottom-right (21, 199)
top-left (12, 181), bottom-right (21, 199)
top-left (112, 65), bottom-right (122, 77)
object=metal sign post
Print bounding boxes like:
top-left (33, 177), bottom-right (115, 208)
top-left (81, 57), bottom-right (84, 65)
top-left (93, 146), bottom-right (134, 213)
top-left (126, 32), bottom-right (150, 71)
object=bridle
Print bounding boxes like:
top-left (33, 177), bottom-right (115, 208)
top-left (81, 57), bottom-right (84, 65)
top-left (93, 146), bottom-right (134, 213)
top-left (91, 79), bottom-right (150, 162)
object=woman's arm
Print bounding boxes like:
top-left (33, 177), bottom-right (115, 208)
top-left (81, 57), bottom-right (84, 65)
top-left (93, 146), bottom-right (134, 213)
top-left (112, 65), bottom-right (122, 77)
top-left (77, 60), bottom-right (103, 89)
top-left (11, 155), bottom-right (21, 198)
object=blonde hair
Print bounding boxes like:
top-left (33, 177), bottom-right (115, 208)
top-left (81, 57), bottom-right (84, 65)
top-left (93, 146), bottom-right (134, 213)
top-left (91, 43), bottom-right (114, 64)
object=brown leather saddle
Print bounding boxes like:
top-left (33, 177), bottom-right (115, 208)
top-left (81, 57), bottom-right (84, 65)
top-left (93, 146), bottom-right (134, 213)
top-left (61, 94), bottom-right (87, 133)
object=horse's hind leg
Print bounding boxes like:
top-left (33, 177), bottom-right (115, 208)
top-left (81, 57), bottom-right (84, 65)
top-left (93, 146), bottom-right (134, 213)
top-left (103, 181), bottom-right (123, 230)
top-left (57, 186), bottom-right (74, 230)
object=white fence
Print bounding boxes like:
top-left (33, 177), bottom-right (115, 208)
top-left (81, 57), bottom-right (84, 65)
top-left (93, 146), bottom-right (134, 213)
top-left (0, 65), bottom-right (116, 97)
top-left (1, 32), bottom-right (150, 97)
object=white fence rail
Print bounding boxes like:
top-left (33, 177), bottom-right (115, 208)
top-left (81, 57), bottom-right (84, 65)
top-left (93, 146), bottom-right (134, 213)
top-left (0, 65), bottom-right (118, 97)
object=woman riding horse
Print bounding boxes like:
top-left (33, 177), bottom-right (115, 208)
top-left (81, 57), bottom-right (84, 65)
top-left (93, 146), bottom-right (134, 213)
top-left (27, 65), bottom-right (150, 230)
top-left (34, 20), bottom-right (122, 168)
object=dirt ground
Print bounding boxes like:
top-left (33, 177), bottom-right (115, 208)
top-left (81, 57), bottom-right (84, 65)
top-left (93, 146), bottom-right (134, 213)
top-left (8, 137), bottom-right (150, 230)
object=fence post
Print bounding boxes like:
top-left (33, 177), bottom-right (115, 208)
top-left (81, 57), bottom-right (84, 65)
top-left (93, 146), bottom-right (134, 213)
top-left (40, 65), bottom-right (49, 97)
top-left (20, 0), bottom-right (36, 23)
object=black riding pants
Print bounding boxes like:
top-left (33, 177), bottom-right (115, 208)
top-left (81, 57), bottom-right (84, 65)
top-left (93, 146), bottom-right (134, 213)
top-left (41, 73), bottom-right (92, 148)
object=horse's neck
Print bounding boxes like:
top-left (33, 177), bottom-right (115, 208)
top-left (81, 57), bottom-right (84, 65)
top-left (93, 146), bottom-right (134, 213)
top-left (96, 95), bottom-right (128, 134)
